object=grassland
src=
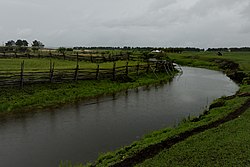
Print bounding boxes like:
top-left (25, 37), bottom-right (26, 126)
top-left (168, 51), bottom-right (250, 73)
top-left (0, 58), bottom-right (140, 71)
top-left (137, 108), bottom-right (250, 167)
top-left (0, 58), bottom-right (155, 116)
top-left (61, 51), bottom-right (250, 167)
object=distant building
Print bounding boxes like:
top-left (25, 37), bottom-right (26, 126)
top-left (151, 50), bottom-right (161, 53)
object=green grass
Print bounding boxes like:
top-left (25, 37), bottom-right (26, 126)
top-left (137, 107), bottom-right (250, 167)
top-left (0, 73), bottom-right (173, 116)
top-left (168, 51), bottom-right (250, 73)
top-left (0, 58), bottom-right (141, 71)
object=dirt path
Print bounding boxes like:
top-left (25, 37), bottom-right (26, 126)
top-left (110, 97), bottom-right (250, 167)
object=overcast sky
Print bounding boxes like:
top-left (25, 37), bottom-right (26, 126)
top-left (0, 0), bottom-right (249, 48)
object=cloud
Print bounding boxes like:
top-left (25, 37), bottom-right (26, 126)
top-left (17, 28), bottom-right (33, 37)
top-left (0, 0), bottom-right (250, 47)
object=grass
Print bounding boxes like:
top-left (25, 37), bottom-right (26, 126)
top-left (0, 58), bottom-right (141, 71)
top-left (168, 51), bottom-right (250, 73)
top-left (137, 107), bottom-right (250, 167)
top-left (63, 51), bottom-right (250, 167)
top-left (0, 72), bottom-right (174, 116)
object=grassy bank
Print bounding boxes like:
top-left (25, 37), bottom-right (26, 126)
top-left (65, 91), bottom-right (248, 167)
top-left (137, 107), bottom-right (250, 167)
top-left (0, 73), bottom-right (174, 116)
top-left (135, 52), bottom-right (250, 167)
top-left (62, 52), bottom-right (250, 167)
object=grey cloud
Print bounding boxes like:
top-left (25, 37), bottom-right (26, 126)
top-left (0, 0), bottom-right (249, 47)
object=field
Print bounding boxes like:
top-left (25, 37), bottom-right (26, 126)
top-left (137, 108), bottom-right (250, 167)
top-left (168, 51), bottom-right (250, 73)
top-left (0, 58), bottom-right (140, 71)
top-left (60, 51), bottom-right (250, 167)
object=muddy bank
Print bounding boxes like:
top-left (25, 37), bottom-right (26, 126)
top-left (213, 59), bottom-right (248, 83)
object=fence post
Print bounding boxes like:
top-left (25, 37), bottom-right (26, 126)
top-left (90, 54), bottom-right (93, 63)
top-left (113, 62), bottom-right (116, 80)
top-left (146, 61), bottom-right (150, 73)
top-left (49, 60), bottom-right (54, 83)
top-left (76, 52), bottom-right (79, 66)
top-left (109, 54), bottom-right (112, 61)
top-left (167, 63), bottom-right (172, 75)
top-left (74, 64), bottom-right (79, 81)
top-left (125, 62), bottom-right (129, 77)
top-left (20, 61), bottom-right (24, 88)
top-left (136, 62), bottom-right (140, 76)
top-left (49, 51), bottom-right (52, 58)
top-left (155, 62), bottom-right (158, 72)
top-left (170, 61), bottom-right (174, 71)
top-left (15, 52), bottom-right (17, 58)
top-left (96, 64), bottom-right (100, 80)
top-left (63, 52), bottom-right (65, 60)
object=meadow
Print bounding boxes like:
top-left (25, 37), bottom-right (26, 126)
top-left (0, 58), bottom-right (141, 71)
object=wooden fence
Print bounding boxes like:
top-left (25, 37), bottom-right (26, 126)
top-left (0, 52), bottom-right (140, 63)
top-left (0, 61), bottom-right (175, 88)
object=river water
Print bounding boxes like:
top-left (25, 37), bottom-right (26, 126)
top-left (0, 67), bottom-right (239, 167)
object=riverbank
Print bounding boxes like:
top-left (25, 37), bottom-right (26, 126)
top-left (64, 52), bottom-right (250, 167)
top-left (135, 52), bottom-right (250, 167)
top-left (0, 72), bottom-right (174, 117)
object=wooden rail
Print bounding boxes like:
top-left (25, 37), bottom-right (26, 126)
top-left (0, 61), bottom-right (175, 88)
top-left (0, 52), bottom-right (141, 62)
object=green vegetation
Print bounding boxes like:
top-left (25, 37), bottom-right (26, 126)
top-left (0, 59), bottom-right (140, 71)
top-left (137, 108), bottom-right (250, 167)
top-left (136, 52), bottom-right (250, 167)
top-left (168, 51), bottom-right (250, 73)
top-left (63, 51), bottom-right (250, 167)
top-left (0, 73), bottom-right (173, 116)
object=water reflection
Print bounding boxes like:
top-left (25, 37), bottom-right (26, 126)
top-left (0, 67), bottom-right (239, 167)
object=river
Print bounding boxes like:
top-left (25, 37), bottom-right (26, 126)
top-left (0, 67), bottom-right (239, 167)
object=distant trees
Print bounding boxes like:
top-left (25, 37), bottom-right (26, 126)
top-left (57, 47), bottom-right (67, 54)
top-left (4, 39), bottom-right (29, 52)
top-left (15, 39), bottom-right (28, 47)
top-left (5, 40), bottom-right (16, 47)
top-left (31, 40), bottom-right (45, 51)
top-left (57, 47), bottom-right (73, 54)
top-left (206, 47), bottom-right (250, 52)
top-left (2, 39), bottom-right (45, 52)
top-left (14, 39), bottom-right (29, 52)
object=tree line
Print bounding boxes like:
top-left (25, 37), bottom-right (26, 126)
top-left (1, 39), bottom-right (44, 52)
